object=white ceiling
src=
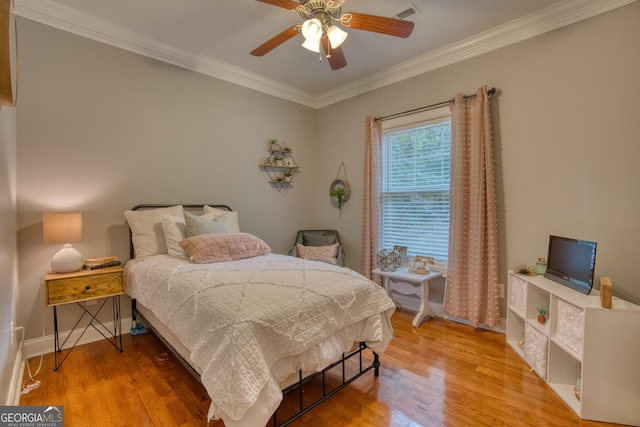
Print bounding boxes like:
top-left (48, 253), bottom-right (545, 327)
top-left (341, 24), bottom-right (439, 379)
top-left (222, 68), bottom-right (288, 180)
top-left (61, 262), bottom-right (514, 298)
top-left (15, 0), bottom-right (635, 107)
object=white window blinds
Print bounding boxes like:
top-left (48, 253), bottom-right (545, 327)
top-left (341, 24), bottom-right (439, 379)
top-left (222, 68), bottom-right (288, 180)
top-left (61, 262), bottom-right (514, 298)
top-left (381, 107), bottom-right (451, 261)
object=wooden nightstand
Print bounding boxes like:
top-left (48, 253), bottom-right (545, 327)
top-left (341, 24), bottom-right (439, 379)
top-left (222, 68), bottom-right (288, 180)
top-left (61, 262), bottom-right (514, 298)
top-left (44, 266), bottom-right (124, 370)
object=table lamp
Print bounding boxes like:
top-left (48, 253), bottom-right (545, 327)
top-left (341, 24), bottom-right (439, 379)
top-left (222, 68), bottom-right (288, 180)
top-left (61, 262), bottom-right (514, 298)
top-left (43, 212), bottom-right (83, 273)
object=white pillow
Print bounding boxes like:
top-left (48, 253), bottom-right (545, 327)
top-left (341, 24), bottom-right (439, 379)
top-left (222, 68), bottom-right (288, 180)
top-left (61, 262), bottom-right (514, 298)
top-left (203, 205), bottom-right (240, 233)
top-left (124, 205), bottom-right (184, 258)
top-left (296, 243), bottom-right (339, 265)
top-left (161, 215), bottom-right (189, 258)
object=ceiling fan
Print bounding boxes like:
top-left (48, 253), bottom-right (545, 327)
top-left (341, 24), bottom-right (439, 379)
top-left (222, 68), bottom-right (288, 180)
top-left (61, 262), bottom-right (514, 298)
top-left (251, 0), bottom-right (414, 70)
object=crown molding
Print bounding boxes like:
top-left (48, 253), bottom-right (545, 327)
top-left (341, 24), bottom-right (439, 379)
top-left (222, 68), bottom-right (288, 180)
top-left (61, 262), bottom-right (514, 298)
top-left (316, 0), bottom-right (637, 107)
top-left (15, 0), bottom-right (637, 109)
top-left (15, 0), bottom-right (319, 108)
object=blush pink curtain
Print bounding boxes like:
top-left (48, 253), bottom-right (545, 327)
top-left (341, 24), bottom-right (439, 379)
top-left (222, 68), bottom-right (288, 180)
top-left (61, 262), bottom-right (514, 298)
top-left (443, 86), bottom-right (500, 327)
top-left (361, 116), bottom-right (382, 282)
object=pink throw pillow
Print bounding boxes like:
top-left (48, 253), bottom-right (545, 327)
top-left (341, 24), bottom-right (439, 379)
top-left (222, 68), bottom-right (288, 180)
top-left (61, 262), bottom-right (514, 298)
top-left (180, 232), bottom-right (271, 264)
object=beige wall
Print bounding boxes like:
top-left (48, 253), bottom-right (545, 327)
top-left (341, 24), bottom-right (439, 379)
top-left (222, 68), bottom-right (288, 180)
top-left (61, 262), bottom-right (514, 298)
top-left (16, 19), bottom-right (318, 340)
top-left (315, 2), bottom-right (640, 314)
top-left (0, 103), bottom-right (18, 403)
top-left (13, 2), bottom-right (640, 344)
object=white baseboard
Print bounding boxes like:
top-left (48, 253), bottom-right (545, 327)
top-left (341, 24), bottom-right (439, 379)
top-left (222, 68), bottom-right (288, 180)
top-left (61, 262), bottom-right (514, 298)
top-left (431, 302), bottom-right (506, 333)
top-left (7, 348), bottom-right (24, 406)
top-left (24, 316), bottom-right (133, 360)
top-left (392, 293), bottom-right (506, 333)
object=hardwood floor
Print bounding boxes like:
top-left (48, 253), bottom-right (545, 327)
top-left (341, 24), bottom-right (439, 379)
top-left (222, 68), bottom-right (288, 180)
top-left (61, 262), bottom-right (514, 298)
top-left (20, 309), bottom-right (626, 427)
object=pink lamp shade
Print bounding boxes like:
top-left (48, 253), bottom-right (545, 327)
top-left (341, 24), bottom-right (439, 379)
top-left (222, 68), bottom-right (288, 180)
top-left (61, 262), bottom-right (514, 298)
top-left (43, 212), bottom-right (83, 273)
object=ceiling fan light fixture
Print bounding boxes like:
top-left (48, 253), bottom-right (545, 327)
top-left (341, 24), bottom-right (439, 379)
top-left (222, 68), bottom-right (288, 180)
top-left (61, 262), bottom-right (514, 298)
top-left (253, 0), bottom-right (414, 71)
top-left (301, 18), bottom-right (323, 41)
top-left (327, 25), bottom-right (348, 49)
top-left (301, 37), bottom-right (321, 53)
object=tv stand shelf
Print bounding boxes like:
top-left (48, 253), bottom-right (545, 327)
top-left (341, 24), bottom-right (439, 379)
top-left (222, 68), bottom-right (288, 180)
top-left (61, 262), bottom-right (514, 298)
top-left (506, 271), bottom-right (640, 426)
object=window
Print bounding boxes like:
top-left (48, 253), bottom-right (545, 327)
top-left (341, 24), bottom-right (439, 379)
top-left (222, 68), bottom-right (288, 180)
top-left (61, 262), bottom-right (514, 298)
top-left (381, 107), bottom-right (451, 264)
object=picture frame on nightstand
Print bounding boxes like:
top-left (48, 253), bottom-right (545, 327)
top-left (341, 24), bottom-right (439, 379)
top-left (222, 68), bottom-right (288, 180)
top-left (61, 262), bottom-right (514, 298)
top-left (393, 245), bottom-right (407, 256)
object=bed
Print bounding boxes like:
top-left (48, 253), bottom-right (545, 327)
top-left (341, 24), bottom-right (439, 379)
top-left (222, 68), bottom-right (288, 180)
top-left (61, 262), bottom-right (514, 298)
top-left (123, 204), bottom-right (396, 427)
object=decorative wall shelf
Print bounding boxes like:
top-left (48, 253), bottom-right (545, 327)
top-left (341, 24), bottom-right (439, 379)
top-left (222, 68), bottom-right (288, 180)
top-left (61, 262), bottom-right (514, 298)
top-left (259, 142), bottom-right (300, 193)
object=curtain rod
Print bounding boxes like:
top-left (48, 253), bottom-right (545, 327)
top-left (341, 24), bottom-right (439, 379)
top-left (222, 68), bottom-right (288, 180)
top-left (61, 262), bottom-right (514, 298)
top-left (375, 87), bottom-right (496, 122)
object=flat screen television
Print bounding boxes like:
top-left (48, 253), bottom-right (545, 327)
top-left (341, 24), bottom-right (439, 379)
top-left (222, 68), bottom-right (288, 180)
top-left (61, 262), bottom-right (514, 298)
top-left (544, 235), bottom-right (597, 295)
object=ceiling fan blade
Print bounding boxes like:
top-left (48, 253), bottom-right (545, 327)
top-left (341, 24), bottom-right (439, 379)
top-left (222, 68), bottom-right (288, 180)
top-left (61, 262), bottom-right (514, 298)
top-left (255, 0), bottom-right (300, 10)
top-left (251, 26), bottom-right (299, 56)
top-left (346, 12), bottom-right (414, 38)
top-left (322, 38), bottom-right (347, 70)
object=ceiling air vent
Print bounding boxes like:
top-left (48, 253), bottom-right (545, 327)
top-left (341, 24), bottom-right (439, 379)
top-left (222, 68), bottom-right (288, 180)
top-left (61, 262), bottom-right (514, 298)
top-left (392, 3), bottom-right (421, 20)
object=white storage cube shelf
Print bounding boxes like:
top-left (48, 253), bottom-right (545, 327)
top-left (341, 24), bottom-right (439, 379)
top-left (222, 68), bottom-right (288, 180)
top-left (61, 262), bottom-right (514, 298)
top-left (506, 271), bottom-right (640, 426)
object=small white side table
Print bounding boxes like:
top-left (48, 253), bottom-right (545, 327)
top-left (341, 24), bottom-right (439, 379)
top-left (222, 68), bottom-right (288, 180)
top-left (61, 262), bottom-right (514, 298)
top-left (372, 268), bottom-right (442, 327)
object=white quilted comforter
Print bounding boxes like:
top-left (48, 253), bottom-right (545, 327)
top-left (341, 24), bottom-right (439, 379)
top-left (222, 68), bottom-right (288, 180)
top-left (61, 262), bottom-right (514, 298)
top-left (124, 253), bottom-right (395, 426)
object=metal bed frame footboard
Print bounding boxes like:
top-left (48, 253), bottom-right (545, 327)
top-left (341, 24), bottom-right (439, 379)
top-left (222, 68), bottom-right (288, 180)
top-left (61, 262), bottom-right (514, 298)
top-left (131, 301), bottom-right (380, 427)
top-left (273, 341), bottom-right (379, 427)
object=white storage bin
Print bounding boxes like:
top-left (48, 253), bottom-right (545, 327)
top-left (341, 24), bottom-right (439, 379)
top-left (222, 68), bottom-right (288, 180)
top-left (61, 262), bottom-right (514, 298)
top-left (555, 299), bottom-right (584, 356)
top-left (524, 322), bottom-right (548, 380)
top-left (510, 275), bottom-right (527, 316)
